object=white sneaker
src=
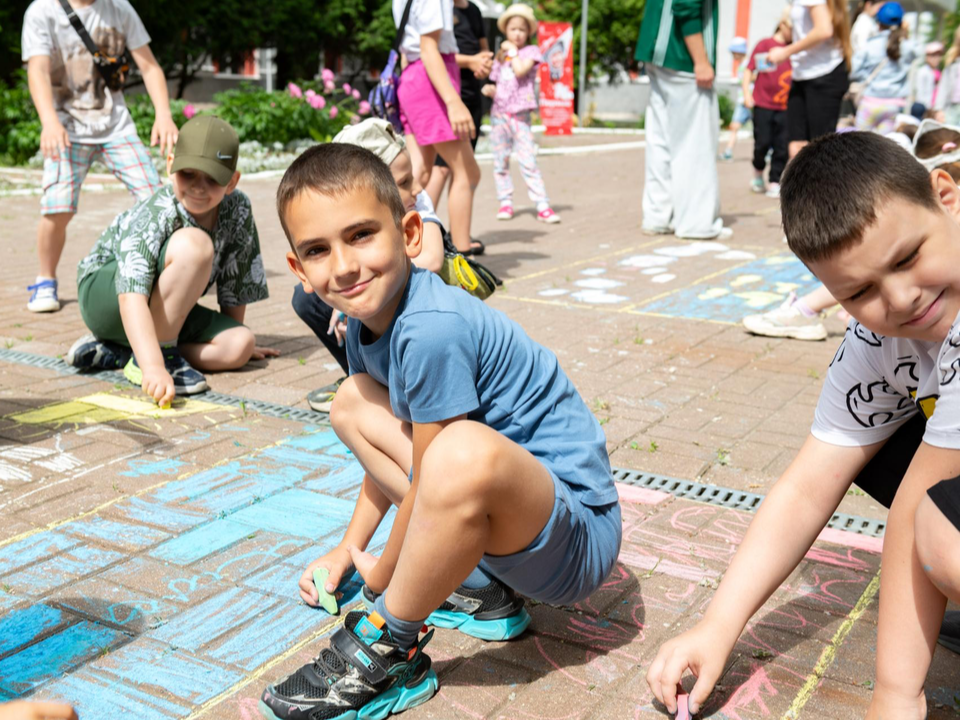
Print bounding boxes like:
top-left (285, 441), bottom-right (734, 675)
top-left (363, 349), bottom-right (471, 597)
top-left (766, 183), bottom-right (781, 199)
top-left (717, 226), bottom-right (734, 240)
top-left (742, 294), bottom-right (827, 341)
top-left (27, 279), bottom-right (59, 313)
top-left (641, 224), bottom-right (674, 236)
top-left (750, 177), bottom-right (766, 194)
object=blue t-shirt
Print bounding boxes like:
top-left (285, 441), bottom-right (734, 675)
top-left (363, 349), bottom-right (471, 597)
top-left (346, 267), bottom-right (617, 507)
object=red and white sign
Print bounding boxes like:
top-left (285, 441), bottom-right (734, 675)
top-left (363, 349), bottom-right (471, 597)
top-left (538, 22), bottom-right (574, 136)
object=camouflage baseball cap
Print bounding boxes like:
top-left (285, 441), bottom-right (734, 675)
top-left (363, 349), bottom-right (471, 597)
top-left (170, 116), bottom-right (239, 186)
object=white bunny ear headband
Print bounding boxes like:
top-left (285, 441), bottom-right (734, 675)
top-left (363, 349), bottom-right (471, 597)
top-left (913, 118), bottom-right (960, 170)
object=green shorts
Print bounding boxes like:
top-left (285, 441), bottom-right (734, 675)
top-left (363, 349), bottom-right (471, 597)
top-left (78, 242), bottom-right (243, 347)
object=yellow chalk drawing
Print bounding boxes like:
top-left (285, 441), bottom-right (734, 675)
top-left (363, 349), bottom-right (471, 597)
top-left (698, 288), bottom-right (730, 300)
top-left (774, 282), bottom-right (801, 295)
top-left (729, 274), bottom-right (763, 288)
top-left (9, 393), bottom-right (226, 427)
top-left (764, 255), bottom-right (797, 265)
top-left (733, 291), bottom-right (786, 308)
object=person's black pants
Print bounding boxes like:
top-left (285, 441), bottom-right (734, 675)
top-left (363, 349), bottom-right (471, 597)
top-left (752, 107), bottom-right (789, 184)
top-left (291, 284), bottom-right (348, 374)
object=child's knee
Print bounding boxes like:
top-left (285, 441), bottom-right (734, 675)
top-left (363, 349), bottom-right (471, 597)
top-left (167, 227), bottom-right (214, 267)
top-left (329, 375), bottom-right (364, 434)
top-left (421, 423), bottom-right (497, 498)
top-left (216, 327), bottom-right (256, 369)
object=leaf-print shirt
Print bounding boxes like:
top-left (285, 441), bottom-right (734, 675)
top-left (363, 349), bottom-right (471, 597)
top-left (77, 184), bottom-right (269, 307)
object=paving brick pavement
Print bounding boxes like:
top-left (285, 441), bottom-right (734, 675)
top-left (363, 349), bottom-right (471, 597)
top-left (0, 135), bottom-right (958, 717)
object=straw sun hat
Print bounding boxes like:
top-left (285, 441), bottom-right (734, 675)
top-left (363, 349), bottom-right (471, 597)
top-left (497, 4), bottom-right (538, 36)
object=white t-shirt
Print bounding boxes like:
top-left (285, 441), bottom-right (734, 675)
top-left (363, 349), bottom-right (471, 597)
top-left (850, 11), bottom-right (878, 57)
top-left (392, 0), bottom-right (458, 63)
top-left (21, 0), bottom-right (149, 144)
top-left (812, 315), bottom-right (960, 450)
top-left (790, 0), bottom-right (845, 81)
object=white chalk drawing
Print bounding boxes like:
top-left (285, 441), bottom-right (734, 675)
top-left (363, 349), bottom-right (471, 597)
top-left (574, 278), bottom-right (625, 290)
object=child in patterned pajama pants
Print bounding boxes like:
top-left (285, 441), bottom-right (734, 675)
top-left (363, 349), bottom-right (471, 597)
top-left (491, 110), bottom-right (553, 218)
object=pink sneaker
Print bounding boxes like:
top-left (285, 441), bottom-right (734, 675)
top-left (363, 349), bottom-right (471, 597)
top-left (496, 205), bottom-right (514, 220)
top-left (537, 207), bottom-right (561, 224)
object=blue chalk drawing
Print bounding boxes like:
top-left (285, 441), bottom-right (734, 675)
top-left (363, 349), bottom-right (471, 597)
top-left (229, 488), bottom-right (355, 538)
top-left (121, 457), bottom-right (187, 478)
top-left (36, 671), bottom-right (187, 718)
top-left (149, 519), bottom-right (259, 566)
top-left (0, 604), bottom-right (68, 656)
top-left (110, 497), bottom-right (208, 534)
top-left (0, 621), bottom-right (125, 695)
top-left (0, 533), bottom-right (77, 576)
top-left (60, 516), bottom-right (171, 552)
top-left (640, 254), bottom-right (821, 322)
top-left (3, 545), bottom-right (124, 597)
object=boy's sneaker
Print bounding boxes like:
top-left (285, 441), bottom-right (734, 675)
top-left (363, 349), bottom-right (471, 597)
top-left (307, 377), bottom-right (345, 413)
top-left (720, 149), bottom-right (734, 161)
top-left (27, 279), bottom-right (59, 313)
top-left (537, 207), bottom-right (561, 224)
top-left (750, 177), bottom-right (766, 194)
top-left (496, 205), bottom-right (514, 220)
top-left (259, 610), bottom-right (437, 720)
top-left (361, 577), bottom-right (531, 642)
top-left (742, 294), bottom-right (827, 341)
top-left (123, 347), bottom-right (208, 394)
top-left (66, 334), bottom-right (131, 370)
top-left (765, 182), bottom-right (781, 199)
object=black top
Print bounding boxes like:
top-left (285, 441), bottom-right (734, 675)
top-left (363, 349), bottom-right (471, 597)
top-left (453, 1), bottom-right (485, 99)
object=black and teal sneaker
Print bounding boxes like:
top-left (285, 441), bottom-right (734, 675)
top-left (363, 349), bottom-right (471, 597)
top-left (123, 346), bottom-right (208, 395)
top-left (259, 610), bottom-right (437, 720)
top-left (66, 333), bottom-right (131, 370)
top-left (362, 577), bottom-right (531, 642)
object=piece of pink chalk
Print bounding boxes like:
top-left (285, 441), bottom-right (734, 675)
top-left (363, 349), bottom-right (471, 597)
top-left (676, 692), bottom-right (691, 720)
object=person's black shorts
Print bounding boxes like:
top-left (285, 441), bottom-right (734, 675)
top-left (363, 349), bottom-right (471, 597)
top-left (787, 61), bottom-right (849, 143)
top-left (928, 478), bottom-right (960, 531)
top-left (851, 412), bottom-right (926, 509)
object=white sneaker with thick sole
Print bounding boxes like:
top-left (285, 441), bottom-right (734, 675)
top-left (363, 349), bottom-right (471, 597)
top-left (27, 279), bottom-right (59, 313)
top-left (742, 297), bottom-right (827, 341)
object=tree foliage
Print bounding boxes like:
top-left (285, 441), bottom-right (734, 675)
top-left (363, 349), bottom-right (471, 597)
top-left (537, 0), bottom-right (646, 85)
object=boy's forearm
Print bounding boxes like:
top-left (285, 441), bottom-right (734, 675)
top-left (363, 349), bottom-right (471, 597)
top-left (340, 474), bottom-right (393, 552)
top-left (683, 33), bottom-right (710, 67)
top-left (140, 63), bottom-right (173, 121)
top-left (118, 293), bottom-right (163, 369)
top-left (26, 58), bottom-right (61, 127)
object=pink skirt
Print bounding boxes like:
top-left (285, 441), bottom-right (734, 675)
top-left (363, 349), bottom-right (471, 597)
top-left (398, 54), bottom-right (461, 146)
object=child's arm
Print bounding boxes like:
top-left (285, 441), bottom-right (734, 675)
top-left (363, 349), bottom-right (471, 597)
top-left (118, 293), bottom-right (174, 406)
top-left (0, 701), bottom-right (78, 720)
top-left (767, 3), bottom-right (833, 65)
top-left (348, 415), bottom-right (466, 593)
top-left (129, 44), bottom-right (178, 157)
top-left (25, 56), bottom-right (70, 160)
top-left (647, 434), bottom-right (878, 715)
top-left (299, 472), bottom-right (393, 605)
top-left (866, 443), bottom-right (960, 717)
top-left (419, 30), bottom-right (475, 140)
top-left (741, 67), bottom-right (756, 108)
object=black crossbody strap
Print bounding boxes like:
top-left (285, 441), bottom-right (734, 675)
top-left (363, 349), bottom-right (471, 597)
top-left (56, 0), bottom-right (103, 58)
top-left (393, 0), bottom-right (415, 52)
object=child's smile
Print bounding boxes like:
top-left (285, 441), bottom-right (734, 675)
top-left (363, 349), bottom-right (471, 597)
top-left (285, 186), bottom-right (422, 338)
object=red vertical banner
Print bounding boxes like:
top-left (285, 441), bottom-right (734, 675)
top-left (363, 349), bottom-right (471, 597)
top-left (538, 22), bottom-right (574, 136)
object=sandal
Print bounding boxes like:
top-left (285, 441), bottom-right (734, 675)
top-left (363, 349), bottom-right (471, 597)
top-left (463, 239), bottom-right (485, 257)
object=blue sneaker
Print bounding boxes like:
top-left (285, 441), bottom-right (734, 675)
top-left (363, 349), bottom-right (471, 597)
top-left (260, 610), bottom-right (437, 720)
top-left (66, 334), bottom-right (131, 370)
top-left (362, 577), bottom-right (531, 642)
top-left (123, 346), bottom-right (208, 395)
top-left (27, 278), bottom-right (59, 313)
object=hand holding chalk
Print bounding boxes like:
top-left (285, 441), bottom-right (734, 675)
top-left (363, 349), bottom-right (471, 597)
top-left (312, 568), bottom-right (340, 615)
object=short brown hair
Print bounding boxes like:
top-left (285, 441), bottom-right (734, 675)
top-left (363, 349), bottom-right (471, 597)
top-left (781, 132), bottom-right (939, 263)
top-left (276, 143), bottom-right (406, 251)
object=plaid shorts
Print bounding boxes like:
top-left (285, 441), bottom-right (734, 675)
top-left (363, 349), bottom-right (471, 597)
top-left (40, 135), bottom-right (162, 215)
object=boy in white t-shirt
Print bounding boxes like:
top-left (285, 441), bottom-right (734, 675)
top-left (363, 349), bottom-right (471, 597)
top-left (21, 0), bottom-right (178, 313)
top-left (648, 131), bottom-right (960, 719)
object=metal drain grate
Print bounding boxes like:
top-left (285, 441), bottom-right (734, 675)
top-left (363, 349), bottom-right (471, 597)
top-left (0, 348), bottom-right (887, 537)
top-left (613, 467), bottom-right (886, 538)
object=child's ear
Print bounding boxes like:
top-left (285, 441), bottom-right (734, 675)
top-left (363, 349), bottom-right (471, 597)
top-left (401, 210), bottom-right (423, 259)
top-left (932, 168), bottom-right (960, 220)
top-left (286, 251), bottom-right (314, 292)
top-left (225, 171), bottom-right (241, 194)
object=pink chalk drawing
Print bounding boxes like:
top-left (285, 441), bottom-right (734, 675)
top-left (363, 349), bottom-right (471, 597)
top-left (720, 665), bottom-right (778, 720)
top-left (237, 696), bottom-right (262, 720)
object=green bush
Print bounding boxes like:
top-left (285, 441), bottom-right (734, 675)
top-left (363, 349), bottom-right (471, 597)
top-left (0, 72), bottom-right (41, 165)
top-left (718, 92), bottom-right (735, 129)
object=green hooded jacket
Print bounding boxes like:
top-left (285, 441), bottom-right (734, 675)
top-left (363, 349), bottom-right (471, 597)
top-left (634, 0), bottom-right (718, 74)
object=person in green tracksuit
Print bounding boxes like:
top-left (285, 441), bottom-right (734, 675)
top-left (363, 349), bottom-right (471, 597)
top-left (635, 0), bottom-right (729, 240)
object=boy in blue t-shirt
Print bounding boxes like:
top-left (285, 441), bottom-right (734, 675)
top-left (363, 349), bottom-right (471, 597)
top-left (259, 143), bottom-right (622, 720)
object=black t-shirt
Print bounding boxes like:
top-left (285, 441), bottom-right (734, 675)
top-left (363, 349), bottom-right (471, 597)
top-left (453, 1), bottom-right (485, 98)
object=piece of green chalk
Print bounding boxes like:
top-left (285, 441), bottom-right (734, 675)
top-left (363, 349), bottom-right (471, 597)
top-left (313, 568), bottom-right (339, 615)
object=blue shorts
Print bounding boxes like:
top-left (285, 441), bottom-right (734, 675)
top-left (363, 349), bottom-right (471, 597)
top-left (732, 103), bottom-right (752, 126)
top-left (482, 473), bottom-right (622, 605)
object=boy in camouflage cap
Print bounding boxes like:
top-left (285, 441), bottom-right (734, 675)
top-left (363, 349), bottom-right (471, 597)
top-left (66, 116), bottom-right (279, 405)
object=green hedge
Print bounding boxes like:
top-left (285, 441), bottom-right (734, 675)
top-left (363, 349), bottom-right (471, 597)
top-left (0, 76), bottom-right (362, 166)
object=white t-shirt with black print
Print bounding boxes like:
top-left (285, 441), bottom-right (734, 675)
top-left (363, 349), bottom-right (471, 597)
top-left (392, 0), bottom-right (458, 63)
top-left (812, 314), bottom-right (960, 450)
top-left (21, 0), bottom-right (150, 143)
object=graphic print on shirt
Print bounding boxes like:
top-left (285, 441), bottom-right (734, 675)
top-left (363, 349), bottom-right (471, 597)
top-left (894, 355), bottom-right (939, 419)
top-left (840, 323), bottom-right (913, 427)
